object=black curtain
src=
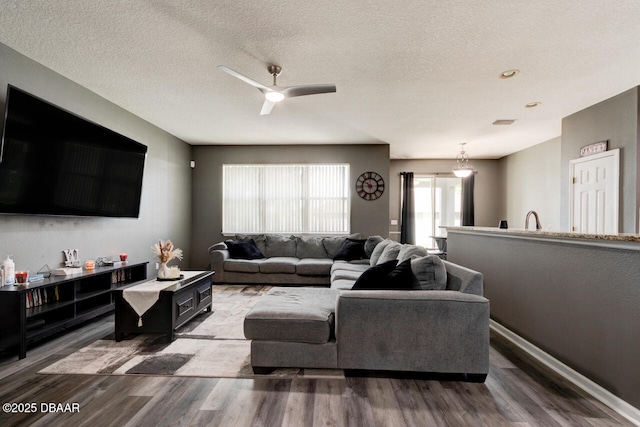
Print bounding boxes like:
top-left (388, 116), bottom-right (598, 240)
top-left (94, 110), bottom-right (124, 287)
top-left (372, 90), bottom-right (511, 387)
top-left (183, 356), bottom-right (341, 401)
top-left (400, 172), bottom-right (416, 244)
top-left (461, 173), bottom-right (475, 226)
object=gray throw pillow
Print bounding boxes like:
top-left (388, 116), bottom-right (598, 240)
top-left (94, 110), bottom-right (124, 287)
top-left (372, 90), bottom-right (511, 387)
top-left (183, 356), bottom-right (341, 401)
top-left (369, 239), bottom-right (393, 265)
top-left (364, 235), bottom-right (384, 258)
top-left (376, 242), bottom-right (402, 265)
top-left (295, 236), bottom-right (328, 258)
top-left (397, 244), bottom-right (429, 262)
top-left (410, 255), bottom-right (447, 290)
top-left (265, 234), bottom-right (297, 257)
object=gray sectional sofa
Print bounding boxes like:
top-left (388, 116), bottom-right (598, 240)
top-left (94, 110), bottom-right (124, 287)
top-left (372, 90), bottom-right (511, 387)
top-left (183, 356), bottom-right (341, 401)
top-left (219, 235), bottom-right (491, 381)
top-left (208, 233), bottom-right (369, 285)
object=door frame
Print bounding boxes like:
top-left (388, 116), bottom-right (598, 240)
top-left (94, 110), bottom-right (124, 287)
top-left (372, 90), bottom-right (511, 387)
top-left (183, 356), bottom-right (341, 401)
top-left (568, 148), bottom-right (620, 234)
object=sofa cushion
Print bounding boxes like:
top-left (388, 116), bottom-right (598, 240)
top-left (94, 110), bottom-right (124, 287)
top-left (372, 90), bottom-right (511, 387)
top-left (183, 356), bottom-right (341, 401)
top-left (296, 258), bottom-right (333, 276)
top-left (259, 257), bottom-right (298, 274)
top-left (369, 239), bottom-right (393, 265)
top-left (411, 255), bottom-right (447, 290)
top-left (331, 279), bottom-right (357, 290)
top-left (225, 239), bottom-right (265, 259)
top-left (331, 260), bottom-right (371, 275)
top-left (265, 235), bottom-right (297, 257)
top-left (295, 236), bottom-right (328, 258)
top-left (322, 233), bottom-right (360, 258)
top-left (331, 269), bottom-right (363, 282)
top-left (352, 260), bottom-right (398, 289)
top-left (334, 238), bottom-right (367, 260)
top-left (223, 259), bottom-right (262, 273)
top-left (376, 241), bottom-right (402, 265)
top-left (244, 287), bottom-right (338, 344)
top-left (364, 235), bottom-right (384, 258)
top-left (236, 234), bottom-right (267, 255)
top-left (397, 244), bottom-right (429, 262)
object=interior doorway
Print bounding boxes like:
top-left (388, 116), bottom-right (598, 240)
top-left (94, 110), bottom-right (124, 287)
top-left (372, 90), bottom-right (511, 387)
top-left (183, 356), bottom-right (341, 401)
top-left (413, 175), bottom-right (462, 248)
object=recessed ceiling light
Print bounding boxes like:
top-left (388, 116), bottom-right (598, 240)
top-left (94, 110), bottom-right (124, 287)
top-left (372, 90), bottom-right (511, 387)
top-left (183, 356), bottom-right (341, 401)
top-left (498, 69), bottom-right (520, 79)
top-left (525, 102), bottom-right (541, 108)
top-left (493, 119), bottom-right (516, 125)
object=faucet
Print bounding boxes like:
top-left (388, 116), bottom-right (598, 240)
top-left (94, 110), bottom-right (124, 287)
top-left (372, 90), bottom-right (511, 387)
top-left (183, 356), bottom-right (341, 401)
top-left (525, 210), bottom-right (542, 230)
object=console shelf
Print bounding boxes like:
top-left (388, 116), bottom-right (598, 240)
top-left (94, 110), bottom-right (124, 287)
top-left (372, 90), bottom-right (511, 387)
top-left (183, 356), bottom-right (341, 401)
top-left (0, 261), bottom-right (148, 359)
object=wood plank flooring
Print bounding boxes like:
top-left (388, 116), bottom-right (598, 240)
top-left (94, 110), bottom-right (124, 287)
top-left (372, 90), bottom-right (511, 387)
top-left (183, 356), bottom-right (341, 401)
top-left (0, 314), bottom-right (634, 426)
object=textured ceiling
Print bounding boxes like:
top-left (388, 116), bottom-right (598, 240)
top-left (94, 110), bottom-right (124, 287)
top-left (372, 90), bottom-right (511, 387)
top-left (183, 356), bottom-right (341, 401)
top-left (1, 1), bottom-right (640, 159)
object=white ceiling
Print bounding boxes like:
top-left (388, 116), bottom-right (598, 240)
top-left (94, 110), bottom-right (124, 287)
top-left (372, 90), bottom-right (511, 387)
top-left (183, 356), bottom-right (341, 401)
top-left (1, 1), bottom-right (640, 159)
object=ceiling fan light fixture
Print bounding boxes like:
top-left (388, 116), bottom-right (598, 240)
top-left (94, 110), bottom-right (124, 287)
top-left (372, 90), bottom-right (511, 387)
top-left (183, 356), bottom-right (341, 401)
top-left (452, 143), bottom-right (474, 178)
top-left (265, 91), bottom-right (285, 102)
top-left (218, 64), bottom-right (336, 115)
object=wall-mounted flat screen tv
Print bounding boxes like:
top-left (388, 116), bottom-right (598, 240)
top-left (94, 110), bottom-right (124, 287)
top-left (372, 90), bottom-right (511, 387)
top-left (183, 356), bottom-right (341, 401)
top-left (0, 85), bottom-right (147, 218)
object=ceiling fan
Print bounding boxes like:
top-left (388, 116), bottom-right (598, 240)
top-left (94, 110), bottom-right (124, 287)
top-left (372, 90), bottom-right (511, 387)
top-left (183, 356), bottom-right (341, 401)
top-left (218, 65), bottom-right (336, 115)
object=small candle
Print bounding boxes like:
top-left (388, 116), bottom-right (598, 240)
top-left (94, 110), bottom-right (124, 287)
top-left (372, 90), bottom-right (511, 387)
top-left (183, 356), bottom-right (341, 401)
top-left (85, 260), bottom-right (95, 270)
top-left (119, 253), bottom-right (128, 262)
top-left (15, 271), bottom-right (29, 284)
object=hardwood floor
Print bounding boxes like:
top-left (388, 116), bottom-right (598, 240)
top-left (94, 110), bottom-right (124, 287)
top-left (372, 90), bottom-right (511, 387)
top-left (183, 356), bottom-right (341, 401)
top-left (0, 314), bottom-right (633, 427)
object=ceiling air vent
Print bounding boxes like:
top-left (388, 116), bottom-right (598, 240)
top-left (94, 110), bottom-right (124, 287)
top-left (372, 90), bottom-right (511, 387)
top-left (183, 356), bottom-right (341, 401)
top-left (493, 119), bottom-right (516, 125)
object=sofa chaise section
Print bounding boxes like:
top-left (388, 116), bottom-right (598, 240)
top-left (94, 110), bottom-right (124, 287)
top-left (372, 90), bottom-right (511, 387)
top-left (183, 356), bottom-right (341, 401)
top-left (244, 255), bottom-right (490, 381)
top-left (336, 289), bottom-right (489, 379)
top-left (244, 287), bottom-right (340, 372)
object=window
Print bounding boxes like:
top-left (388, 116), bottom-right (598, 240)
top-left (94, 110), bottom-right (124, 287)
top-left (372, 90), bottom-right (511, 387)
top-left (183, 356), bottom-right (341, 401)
top-left (223, 164), bottom-right (350, 234)
top-left (413, 175), bottom-right (462, 247)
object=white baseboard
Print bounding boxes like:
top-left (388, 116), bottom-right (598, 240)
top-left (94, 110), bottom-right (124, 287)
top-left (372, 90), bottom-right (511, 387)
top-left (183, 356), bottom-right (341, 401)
top-left (490, 320), bottom-right (640, 426)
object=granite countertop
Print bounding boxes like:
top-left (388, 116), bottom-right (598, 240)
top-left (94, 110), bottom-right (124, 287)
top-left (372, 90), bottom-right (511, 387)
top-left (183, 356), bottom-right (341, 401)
top-left (443, 226), bottom-right (640, 243)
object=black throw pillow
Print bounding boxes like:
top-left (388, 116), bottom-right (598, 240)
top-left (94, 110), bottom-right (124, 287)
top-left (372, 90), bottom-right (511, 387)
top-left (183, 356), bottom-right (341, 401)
top-left (352, 260), bottom-right (398, 289)
top-left (333, 238), bottom-right (367, 261)
top-left (225, 239), bottom-right (265, 260)
top-left (385, 259), bottom-right (421, 290)
top-left (352, 259), bottom-right (420, 290)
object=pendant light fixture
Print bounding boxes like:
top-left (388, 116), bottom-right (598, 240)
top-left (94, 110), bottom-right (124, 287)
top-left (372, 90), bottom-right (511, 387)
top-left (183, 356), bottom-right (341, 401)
top-left (452, 143), bottom-right (474, 178)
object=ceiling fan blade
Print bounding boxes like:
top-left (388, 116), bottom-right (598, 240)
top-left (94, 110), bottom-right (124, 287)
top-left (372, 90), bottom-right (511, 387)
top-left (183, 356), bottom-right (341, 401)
top-left (218, 65), bottom-right (269, 93)
top-left (282, 84), bottom-right (336, 98)
top-left (260, 100), bottom-right (276, 115)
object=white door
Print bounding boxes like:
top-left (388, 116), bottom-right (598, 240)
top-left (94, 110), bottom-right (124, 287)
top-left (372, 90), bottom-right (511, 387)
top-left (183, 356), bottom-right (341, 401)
top-left (569, 149), bottom-right (619, 234)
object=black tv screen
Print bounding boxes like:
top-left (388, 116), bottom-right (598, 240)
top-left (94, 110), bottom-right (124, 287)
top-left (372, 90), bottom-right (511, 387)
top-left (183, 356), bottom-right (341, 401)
top-left (0, 85), bottom-right (147, 218)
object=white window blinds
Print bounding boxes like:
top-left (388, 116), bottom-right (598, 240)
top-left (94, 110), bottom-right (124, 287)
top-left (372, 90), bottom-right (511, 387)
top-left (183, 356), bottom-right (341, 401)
top-left (223, 164), bottom-right (350, 234)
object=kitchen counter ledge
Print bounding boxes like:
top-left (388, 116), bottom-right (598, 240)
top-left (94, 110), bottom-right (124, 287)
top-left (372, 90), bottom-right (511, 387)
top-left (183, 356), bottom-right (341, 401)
top-left (443, 226), bottom-right (640, 250)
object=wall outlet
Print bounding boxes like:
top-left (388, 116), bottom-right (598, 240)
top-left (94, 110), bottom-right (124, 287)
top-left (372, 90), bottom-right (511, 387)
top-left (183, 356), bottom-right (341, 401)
top-left (391, 219), bottom-right (398, 226)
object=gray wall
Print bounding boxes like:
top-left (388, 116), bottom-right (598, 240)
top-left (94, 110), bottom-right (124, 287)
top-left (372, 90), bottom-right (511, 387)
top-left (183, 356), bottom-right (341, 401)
top-left (0, 42), bottom-right (193, 277)
top-left (389, 159), bottom-right (503, 238)
top-left (561, 87), bottom-right (640, 233)
top-left (191, 144), bottom-right (390, 269)
top-left (498, 137), bottom-right (562, 231)
top-left (447, 230), bottom-right (640, 409)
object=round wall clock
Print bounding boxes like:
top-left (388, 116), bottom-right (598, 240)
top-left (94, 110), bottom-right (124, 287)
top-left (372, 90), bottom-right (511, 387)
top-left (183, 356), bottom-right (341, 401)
top-left (356, 171), bottom-right (385, 200)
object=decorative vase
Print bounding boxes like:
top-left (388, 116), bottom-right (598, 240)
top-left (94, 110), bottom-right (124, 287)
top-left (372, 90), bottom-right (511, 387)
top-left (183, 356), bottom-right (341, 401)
top-left (157, 262), bottom-right (169, 279)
